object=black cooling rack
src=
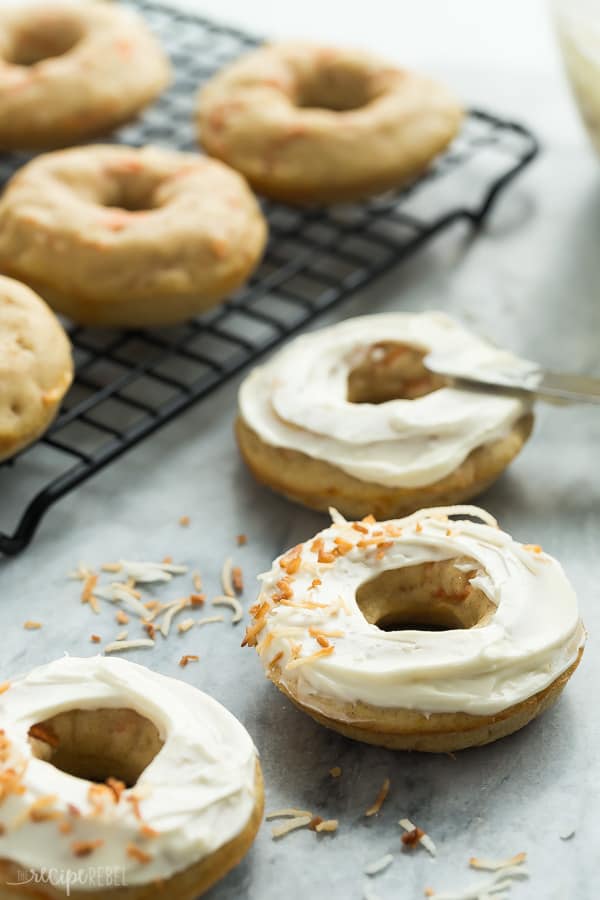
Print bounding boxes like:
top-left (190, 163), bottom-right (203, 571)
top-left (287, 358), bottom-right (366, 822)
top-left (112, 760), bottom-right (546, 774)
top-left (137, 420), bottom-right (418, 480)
top-left (0, 0), bottom-right (539, 556)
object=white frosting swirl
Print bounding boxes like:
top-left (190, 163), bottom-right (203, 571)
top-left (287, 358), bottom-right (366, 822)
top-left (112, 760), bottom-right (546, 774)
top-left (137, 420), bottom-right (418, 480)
top-left (255, 506), bottom-right (584, 716)
top-left (239, 312), bottom-right (535, 488)
top-left (0, 656), bottom-right (258, 887)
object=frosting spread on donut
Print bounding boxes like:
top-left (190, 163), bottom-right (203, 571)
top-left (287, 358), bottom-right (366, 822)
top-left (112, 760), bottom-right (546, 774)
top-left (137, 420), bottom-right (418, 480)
top-left (250, 506), bottom-right (584, 716)
top-left (239, 312), bottom-right (535, 489)
top-left (0, 657), bottom-right (257, 884)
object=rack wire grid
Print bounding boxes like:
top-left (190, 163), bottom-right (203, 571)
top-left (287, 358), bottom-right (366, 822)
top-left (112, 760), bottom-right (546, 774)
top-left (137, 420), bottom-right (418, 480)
top-left (0, 0), bottom-right (539, 555)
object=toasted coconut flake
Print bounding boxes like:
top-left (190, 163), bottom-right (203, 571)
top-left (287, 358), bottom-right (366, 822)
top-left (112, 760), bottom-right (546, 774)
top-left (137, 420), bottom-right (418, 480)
top-left (140, 823), bottom-right (159, 839)
top-left (192, 571), bottom-right (203, 592)
top-left (364, 853), bottom-right (394, 876)
top-left (237, 534), bottom-right (248, 546)
top-left (196, 615), bottom-right (225, 627)
top-left (67, 563), bottom-right (93, 581)
top-left (426, 865), bottom-right (529, 899)
top-left (72, 839), bottom-right (104, 857)
top-left (104, 639), bottom-right (154, 654)
top-left (365, 778), bottom-right (390, 817)
top-left (329, 766), bottom-right (342, 778)
top-left (109, 585), bottom-right (148, 618)
top-left (328, 506), bottom-right (347, 525)
top-left (159, 598), bottom-right (191, 637)
top-left (81, 573), bottom-right (99, 609)
top-left (266, 808), bottom-right (313, 820)
top-left (309, 626), bottom-right (344, 640)
top-left (115, 630), bottom-right (129, 642)
top-left (221, 557), bottom-right (235, 597)
top-left (315, 819), bottom-right (338, 833)
top-left (285, 646), bottom-right (334, 670)
top-left (179, 515), bottom-right (190, 527)
top-left (101, 562), bottom-right (123, 574)
top-left (126, 843), bottom-right (153, 864)
top-left (469, 852), bottom-right (526, 872)
top-left (90, 634), bottom-right (101, 644)
top-left (271, 814), bottom-right (312, 838)
top-left (399, 819), bottom-right (436, 857)
top-left (179, 654), bottom-right (199, 668)
top-left (115, 610), bottom-right (129, 625)
top-left (268, 651), bottom-right (284, 671)
top-left (0, 682), bottom-right (10, 695)
top-left (23, 621), bottom-right (42, 630)
top-left (212, 594), bottom-right (243, 624)
top-left (177, 618), bottom-right (195, 634)
top-left (190, 593), bottom-right (205, 607)
top-left (232, 566), bottom-right (244, 594)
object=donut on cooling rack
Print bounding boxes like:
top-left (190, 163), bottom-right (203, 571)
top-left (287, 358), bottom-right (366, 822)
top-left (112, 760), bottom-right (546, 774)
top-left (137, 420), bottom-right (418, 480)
top-left (0, 144), bottom-right (268, 327)
top-left (0, 275), bottom-right (72, 463)
top-left (0, 2), bottom-right (170, 151)
top-left (197, 41), bottom-right (463, 203)
top-left (0, 656), bottom-right (263, 899)
top-left (245, 505), bottom-right (585, 752)
top-left (236, 312), bottom-right (534, 519)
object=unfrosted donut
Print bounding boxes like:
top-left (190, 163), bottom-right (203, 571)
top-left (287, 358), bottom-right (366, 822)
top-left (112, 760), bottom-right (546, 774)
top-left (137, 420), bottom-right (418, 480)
top-left (0, 275), bottom-right (72, 463)
top-left (197, 41), bottom-right (462, 203)
top-left (237, 312), bottom-right (534, 518)
top-left (0, 656), bottom-right (263, 899)
top-left (0, 145), bottom-right (268, 327)
top-left (245, 506), bottom-right (585, 752)
top-left (0, 1), bottom-right (170, 150)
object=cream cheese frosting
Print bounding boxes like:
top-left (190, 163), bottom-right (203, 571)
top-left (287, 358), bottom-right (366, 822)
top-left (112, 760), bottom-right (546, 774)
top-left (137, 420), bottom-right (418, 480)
top-left (0, 656), bottom-right (258, 887)
top-left (252, 506), bottom-right (585, 717)
top-left (238, 312), bottom-right (536, 488)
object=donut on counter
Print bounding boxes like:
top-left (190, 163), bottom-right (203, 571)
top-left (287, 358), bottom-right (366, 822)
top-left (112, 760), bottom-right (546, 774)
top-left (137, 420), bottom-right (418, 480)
top-left (236, 312), bottom-right (534, 519)
top-left (244, 506), bottom-right (585, 752)
top-left (0, 275), bottom-right (72, 463)
top-left (0, 656), bottom-right (263, 899)
top-left (0, 2), bottom-right (170, 151)
top-left (197, 42), bottom-right (462, 203)
top-left (0, 145), bottom-right (268, 328)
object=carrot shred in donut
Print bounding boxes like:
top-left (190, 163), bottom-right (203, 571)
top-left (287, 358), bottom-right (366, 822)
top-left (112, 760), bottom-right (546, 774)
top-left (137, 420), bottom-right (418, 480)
top-left (285, 646), bottom-right (334, 670)
top-left (311, 538), bottom-right (324, 553)
top-left (365, 778), bottom-right (390, 816)
top-left (140, 823), bottom-right (160, 839)
top-left (127, 843), bottom-right (153, 864)
top-left (316, 636), bottom-right (330, 648)
top-left (275, 579), bottom-right (293, 599)
top-left (88, 784), bottom-right (114, 813)
top-left (308, 626), bottom-right (344, 640)
top-left (72, 840), bottom-right (104, 857)
top-left (58, 820), bottom-right (72, 835)
top-left (278, 599), bottom-right (329, 610)
top-left (384, 524), bottom-right (403, 537)
top-left (318, 549), bottom-right (336, 564)
top-left (127, 796), bottom-right (143, 821)
top-left (352, 523), bottom-right (369, 534)
top-left (333, 538), bottom-right (354, 555)
top-left (309, 578), bottom-right (322, 590)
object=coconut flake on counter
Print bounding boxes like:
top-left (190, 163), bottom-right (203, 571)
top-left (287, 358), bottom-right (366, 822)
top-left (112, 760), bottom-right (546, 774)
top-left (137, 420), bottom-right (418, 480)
top-left (365, 778), bottom-right (390, 817)
top-left (221, 557), bottom-right (235, 597)
top-left (104, 639), bottom-right (155, 654)
top-left (399, 818), bottom-right (436, 856)
top-left (425, 863), bottom-right (529, 899)
top-left (364, 854), bottom-right (394, 876)
top-left (271, 815), bottom-right (312, 839)
top-left (196, 615), bottom-right (225, 627)
top-left (212, 594), bottom-right (243, 624)
top-left (469, 852), bottom-right (527, 871)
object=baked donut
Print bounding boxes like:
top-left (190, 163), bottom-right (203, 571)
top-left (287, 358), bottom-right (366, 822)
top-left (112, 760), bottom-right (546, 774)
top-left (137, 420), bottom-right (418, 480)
top-left (197, 41), bottom-right (462, 203)
top-left (0, 145), bottom-right (268, 327)
top-left (245, 505), bottom-right (585, 752)
top-left (0, 656), bottom-right (263, 899)
top-left (0, 275), bottom-right (72, 463)
top-left (0, 2), bottom-right (170, 150)
top-left (236, 312), bottom-right (534, 519)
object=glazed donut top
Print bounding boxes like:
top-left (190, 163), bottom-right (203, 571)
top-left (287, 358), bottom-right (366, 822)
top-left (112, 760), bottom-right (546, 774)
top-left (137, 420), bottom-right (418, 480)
top-left (251, 506), bottom-right (584, 716)
top-left (0, 657), bottom-right (258, 884)
top-left (239, 312), bottom-right (534, 489)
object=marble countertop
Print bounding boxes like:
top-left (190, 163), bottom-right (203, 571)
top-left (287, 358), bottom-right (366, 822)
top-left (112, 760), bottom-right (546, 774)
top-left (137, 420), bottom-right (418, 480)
top-left (1, 2), bottom-right (599, 898)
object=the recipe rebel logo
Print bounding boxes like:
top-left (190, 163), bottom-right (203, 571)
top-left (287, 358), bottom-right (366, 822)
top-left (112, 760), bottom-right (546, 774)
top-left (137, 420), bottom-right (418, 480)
top-left (7, 866), bottom-right (127, 895)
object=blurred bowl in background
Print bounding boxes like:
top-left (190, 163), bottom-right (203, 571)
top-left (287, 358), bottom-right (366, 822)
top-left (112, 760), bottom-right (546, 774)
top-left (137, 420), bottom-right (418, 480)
top-left (551, 0), bottom-right (600, 155)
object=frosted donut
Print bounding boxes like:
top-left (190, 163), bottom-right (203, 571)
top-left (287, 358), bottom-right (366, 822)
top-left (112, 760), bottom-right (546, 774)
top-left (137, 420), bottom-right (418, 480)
top-left (237, 312), bottom-right (534, 519)
top-left (0, 275), bottom-right (72, 463)
top-left (0, 145), bottom-right (268, 327)
top-left (245, 506), bottom-right (585, 752)
top-left (0, 2), bottom-right (170, 151)
top-left (197, 41), bottom-right (463, 203)
top-left (0, 657), bottom-right (263, 899)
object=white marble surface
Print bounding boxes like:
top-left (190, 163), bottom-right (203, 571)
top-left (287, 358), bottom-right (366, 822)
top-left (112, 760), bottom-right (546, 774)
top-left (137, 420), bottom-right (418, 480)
top-left (1, 1), bottom-right (599, 898)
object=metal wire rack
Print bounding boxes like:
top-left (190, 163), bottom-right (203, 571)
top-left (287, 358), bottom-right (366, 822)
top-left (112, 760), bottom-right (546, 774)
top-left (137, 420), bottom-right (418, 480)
top-left (0, 0), bottom-right (539, 555)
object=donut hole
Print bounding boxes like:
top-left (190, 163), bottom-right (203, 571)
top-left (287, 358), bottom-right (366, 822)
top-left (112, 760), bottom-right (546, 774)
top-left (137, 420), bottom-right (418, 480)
top-left (28, 708), bottom-right (163, 787)
top-left (9, 16), bottom-right (84, 67)
top-left (347, 342), bottom-right (448, 404)
top-left (296, 59), bottom-right (379, 111)
top-left (356, 559), bottom-right (495, 632)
